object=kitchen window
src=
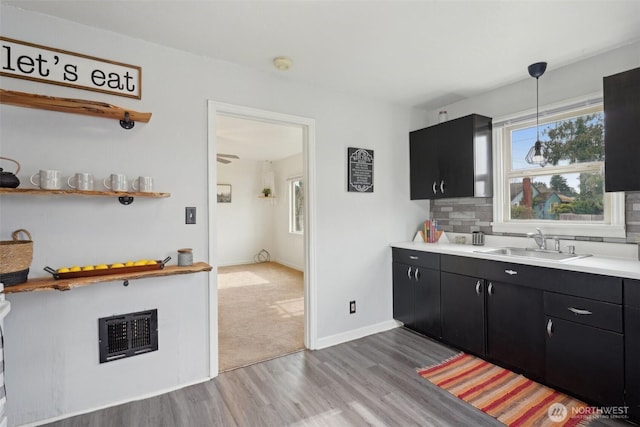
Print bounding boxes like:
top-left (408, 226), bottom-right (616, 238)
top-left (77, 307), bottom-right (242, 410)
top-left (492, 99), bottom-right (625, 238)
top-left (289, 177), bottom-right (304, 235)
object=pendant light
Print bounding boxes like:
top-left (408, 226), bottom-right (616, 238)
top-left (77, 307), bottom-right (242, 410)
top-left (525, 62), bottom-right (548, 166)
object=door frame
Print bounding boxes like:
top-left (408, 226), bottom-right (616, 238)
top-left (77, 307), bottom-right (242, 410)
top-left (206, 101), bottom-right (317, 377)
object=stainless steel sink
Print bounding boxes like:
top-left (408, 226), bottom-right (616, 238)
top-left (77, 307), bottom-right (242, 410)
top-left (474, 247), bottom-right (591, 262)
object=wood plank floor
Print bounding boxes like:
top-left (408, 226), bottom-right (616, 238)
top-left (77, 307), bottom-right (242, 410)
top-left (45, 328), bottom-right (631, 427)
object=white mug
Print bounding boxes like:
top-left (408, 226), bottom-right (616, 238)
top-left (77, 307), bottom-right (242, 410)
top-left (30, 169), bottom-right (62, 190)
top-left (103, 174), bottom-right (128, 192)
top-left (68, 173), bottom-right (94, 191)
top-left (131, 176), bottom-right (153, 193)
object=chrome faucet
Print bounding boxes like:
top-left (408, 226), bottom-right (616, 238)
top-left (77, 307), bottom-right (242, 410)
top-left (527, 228), bottom-right (547, 250)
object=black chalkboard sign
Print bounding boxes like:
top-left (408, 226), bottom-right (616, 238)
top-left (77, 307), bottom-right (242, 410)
top-left (347, 147), bottom-right (374, 193)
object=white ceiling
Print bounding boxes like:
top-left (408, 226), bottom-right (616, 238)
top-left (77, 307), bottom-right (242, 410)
top-left (216, 114), bottom-right (303, 162)
top-left (5, 0), bottom-right (640, 160)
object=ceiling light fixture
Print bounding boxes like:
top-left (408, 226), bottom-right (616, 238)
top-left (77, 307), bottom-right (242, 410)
top-left (273, 56), bottom-right (292, 71)
top-left (525, 61), bottom-right (548, 167)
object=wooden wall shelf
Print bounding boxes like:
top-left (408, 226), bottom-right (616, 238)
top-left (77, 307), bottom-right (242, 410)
top-left (4, 262), bottom-right (213, 294)
top-left (0, 89), bottom-right (151, 127)
top-left (0, 187), bottom-right (170, 199)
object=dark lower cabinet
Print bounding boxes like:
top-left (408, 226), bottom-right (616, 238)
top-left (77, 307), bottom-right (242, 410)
top-left (626, 306), bottom-right (640, 421)
top-left (414, 267), bottom-right (441, 338)
top-left (441, 272), bottom-right (485, 356)
top-left (392, 251), bottom-right (441, 339)
top-left (486, 281), bottom-right (544, 380)
top-left (392, 262), bottom-right (414, 327)
top-left (545, 317), bottom-right (624, 406)
top-left (625, 279), bottom-right (640, 422)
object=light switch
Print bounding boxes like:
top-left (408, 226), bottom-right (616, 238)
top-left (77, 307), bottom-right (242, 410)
top-left (185, 207), bottom-right (196, 224)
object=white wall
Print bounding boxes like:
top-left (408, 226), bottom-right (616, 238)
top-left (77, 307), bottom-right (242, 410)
top-left (272, 153), bottom-right (304, 270)
top-left (216, 159), bottom-right (274, 266)
top-left (425, 42), bottom-right (640, 125)
top-left (0, 6), bottom-right (425, 425)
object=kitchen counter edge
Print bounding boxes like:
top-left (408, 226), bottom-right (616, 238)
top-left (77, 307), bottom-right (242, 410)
top-left (390, 242), bottom-right (640, 280)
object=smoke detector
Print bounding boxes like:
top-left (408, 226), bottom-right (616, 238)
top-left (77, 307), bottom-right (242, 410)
top-left (273, 56), bottom-right (292, 71)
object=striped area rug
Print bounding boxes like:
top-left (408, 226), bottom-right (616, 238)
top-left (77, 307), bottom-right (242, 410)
top-left (418, 352), bottom-right (591, 427)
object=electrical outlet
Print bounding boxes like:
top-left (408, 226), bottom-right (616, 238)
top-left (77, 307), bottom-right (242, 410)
top-left (185, 207), bottom-right (196, 224)
top-left (350, 300), bottom-right (356, 314)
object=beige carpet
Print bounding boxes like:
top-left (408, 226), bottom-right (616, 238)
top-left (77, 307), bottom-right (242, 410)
top-left (218, 261), bottom-right (304, 372)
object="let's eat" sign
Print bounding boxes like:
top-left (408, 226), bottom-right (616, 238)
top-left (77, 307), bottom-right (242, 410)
top-left (0, 37), bottom-right (141, 99)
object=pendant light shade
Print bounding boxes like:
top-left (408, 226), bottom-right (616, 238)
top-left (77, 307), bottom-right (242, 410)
top-left (525, 62), bottom-right (548, 167)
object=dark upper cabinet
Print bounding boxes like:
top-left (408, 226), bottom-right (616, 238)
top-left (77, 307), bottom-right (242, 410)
top-left (410, 114), bottom-right (492, 200)
top-left (604, 67), bottom-right (640, 192)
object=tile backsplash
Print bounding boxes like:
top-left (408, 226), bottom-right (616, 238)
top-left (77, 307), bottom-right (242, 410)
top-left (431, 192), bottom-right (640, 244)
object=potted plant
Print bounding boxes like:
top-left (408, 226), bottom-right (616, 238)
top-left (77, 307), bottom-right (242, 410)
top-left (262, 187), bottom-right (271, 198)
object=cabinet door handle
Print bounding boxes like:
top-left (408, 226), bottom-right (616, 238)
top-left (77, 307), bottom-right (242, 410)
top-left (475, 280), bottom-right (482, 296)
top-left (505, 269), bottom-right (518, 275)
top-left (487, 282), bottom-right (494, 296)
top-left (547, 319), bottom-right (553, 337)
top-left (568, 307), bottom-right (593, 316)
top-left (432, 181), bottom-right (438, 194)
top-left (440, 180), bottom-right (445, 194)
top-left (414, 267), bottom-right (421, 281)
top-left (409, 255), bottom-right (419, 260)
top-left (407, 267), bottom-right (412, 280)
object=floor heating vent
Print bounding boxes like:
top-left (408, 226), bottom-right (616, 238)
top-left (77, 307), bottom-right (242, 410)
top-left (98, 309), bottom-right (158, 363)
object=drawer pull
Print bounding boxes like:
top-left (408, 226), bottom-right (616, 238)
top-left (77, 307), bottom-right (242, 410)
top-left (568, 307), bottom-right (593, 316)
top-left (409, 256), bottom-right (419, 260)
top-left (505, 269), bottom-right (518, 275)
top-left (547, 319), bottom-right (553, 337)
top-left (475, 280), bottom-right (482, 296)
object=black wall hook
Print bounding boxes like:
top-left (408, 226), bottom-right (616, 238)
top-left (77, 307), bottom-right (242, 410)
top-left (120, 112), bottom-right (135, 129)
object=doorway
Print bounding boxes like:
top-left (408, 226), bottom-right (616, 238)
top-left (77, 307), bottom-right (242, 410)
top-left (207, 102), bottom-right (316, 376)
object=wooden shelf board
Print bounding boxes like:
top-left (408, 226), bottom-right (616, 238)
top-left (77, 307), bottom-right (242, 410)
top-left (4, 262), bottom-right (213, 294)
top-left (0, 89), bottom-right (151, 123)
top-left (0, 188), bottom-right (170, 198)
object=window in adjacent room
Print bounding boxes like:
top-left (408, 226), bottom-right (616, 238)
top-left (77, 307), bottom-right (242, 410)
top-left (492, 101), bottom-right (625, 238)
top-left (289, 177), bottom-right (304, 234)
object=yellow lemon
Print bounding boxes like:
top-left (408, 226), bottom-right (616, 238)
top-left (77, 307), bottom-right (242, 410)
top-left (111, 263), bottom-right (125, 268)
top-left (69, 266), bottom-right (82, 272)
top-left (133, 259), bottom-right (147, 266)
top-left (95, 264), bottom-right (109, 270)
top-left (124, 261), bottom-right (134, 267)
top-left (146, 260), bottom-right (157, 265)
top-left (82, 265), bottom-right (95, 271)
top-left (57, 267), bottom-right (70, 273)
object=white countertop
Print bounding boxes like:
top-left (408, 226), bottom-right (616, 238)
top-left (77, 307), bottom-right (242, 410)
top-left (391, 240), bottom-right (640, 280)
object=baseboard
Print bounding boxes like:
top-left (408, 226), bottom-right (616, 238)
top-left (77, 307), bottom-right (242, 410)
top-left (25, 377), bottom-right (211, 427)
top-left (314, 319), bottom-right (401, 350)
top-left (271, 258), bottom-right (303, 271)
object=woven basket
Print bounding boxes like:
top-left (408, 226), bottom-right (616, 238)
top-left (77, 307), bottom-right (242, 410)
top-left (0, 229), bottom-right (33, 274)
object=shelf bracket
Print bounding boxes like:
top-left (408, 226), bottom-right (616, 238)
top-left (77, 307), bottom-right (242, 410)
top-left (119, 112), bottom-right (135, 130)
top-left (118, 196), bottom-right (134, 205)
